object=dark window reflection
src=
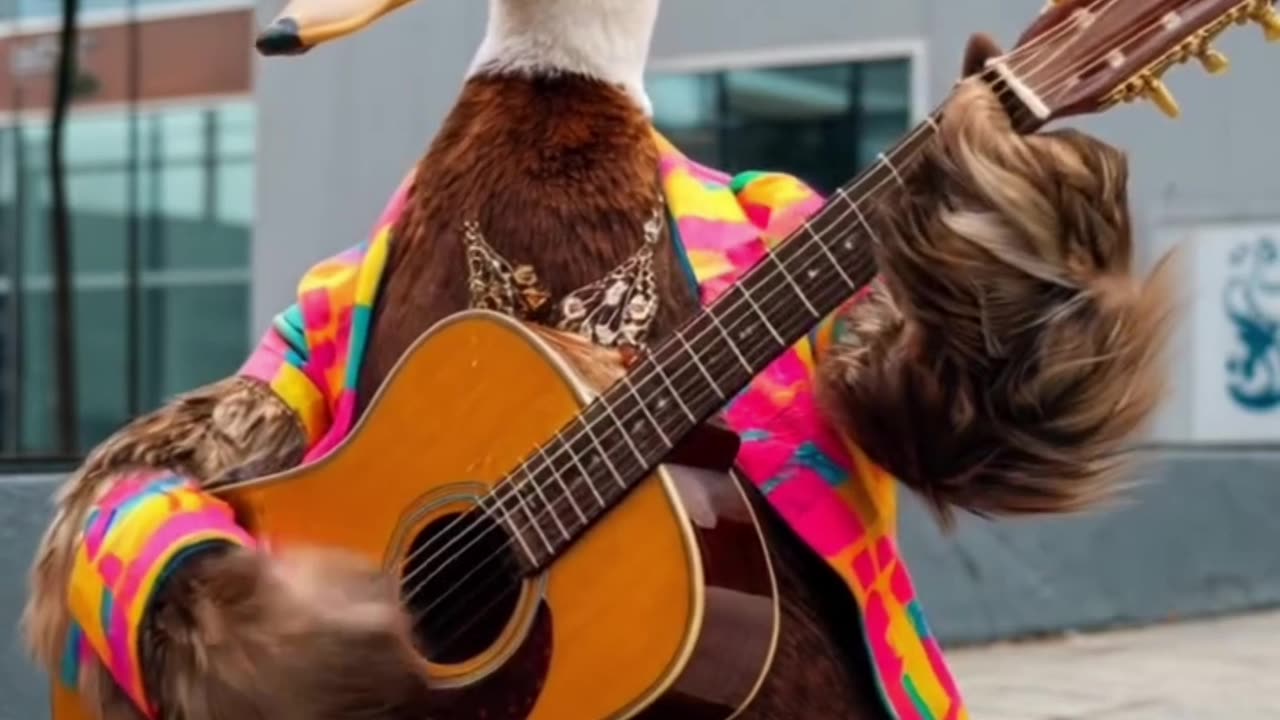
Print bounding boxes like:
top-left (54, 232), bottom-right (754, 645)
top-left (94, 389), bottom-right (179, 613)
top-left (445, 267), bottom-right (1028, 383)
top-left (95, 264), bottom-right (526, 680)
top-left (0, 102), bottom-right (252, 457)
top-left (650, 58), bottom-right (912, 194)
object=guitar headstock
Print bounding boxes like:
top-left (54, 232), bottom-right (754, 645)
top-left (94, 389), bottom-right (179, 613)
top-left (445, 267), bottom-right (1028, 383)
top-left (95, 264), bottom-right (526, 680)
top-left (986, 0), bottom-right (1278, 128)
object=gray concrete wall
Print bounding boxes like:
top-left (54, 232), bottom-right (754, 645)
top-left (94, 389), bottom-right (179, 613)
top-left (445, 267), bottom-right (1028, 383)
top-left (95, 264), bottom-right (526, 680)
top-left (5, 458), bottom-right (1280, 718)
top-left (1, 475), bottom-right (60, 720)
top-left (900, 453), bottom-right (1280, 645)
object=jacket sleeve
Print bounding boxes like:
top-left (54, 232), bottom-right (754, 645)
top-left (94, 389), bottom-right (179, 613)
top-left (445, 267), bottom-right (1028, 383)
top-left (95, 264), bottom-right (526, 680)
top-left (36, 315), bottom-right (324, 717)
top-left (30, 166), bottom-right (434, 720)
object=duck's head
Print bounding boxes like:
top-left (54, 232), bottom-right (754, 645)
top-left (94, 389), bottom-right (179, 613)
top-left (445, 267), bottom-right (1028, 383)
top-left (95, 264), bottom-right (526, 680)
top-left (256, 0), bottom-right (661, 112)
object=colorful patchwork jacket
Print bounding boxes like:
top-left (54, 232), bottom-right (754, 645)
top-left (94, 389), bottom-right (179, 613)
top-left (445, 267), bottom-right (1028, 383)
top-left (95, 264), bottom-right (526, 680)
top-left (65, 132), bottom-right (967, 720)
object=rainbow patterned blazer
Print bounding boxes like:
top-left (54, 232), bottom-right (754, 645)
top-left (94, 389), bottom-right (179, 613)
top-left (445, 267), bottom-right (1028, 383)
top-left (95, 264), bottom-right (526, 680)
top-left (64, 131), bottom-right (967, 720)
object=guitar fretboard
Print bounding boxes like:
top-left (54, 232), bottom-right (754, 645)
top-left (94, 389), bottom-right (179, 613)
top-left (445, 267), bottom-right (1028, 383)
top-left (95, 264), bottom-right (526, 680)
top-left (486, 115), bottom-right (942, 571)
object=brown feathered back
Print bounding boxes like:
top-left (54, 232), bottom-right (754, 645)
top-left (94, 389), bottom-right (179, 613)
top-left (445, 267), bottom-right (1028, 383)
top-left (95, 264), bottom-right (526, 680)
top-left (818, 79), bottom-right (1179, 526)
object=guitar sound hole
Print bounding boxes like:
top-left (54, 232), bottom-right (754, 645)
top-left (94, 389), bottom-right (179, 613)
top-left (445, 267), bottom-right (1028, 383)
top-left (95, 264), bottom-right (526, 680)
top-left (400, 510), bottom-right (524, 665)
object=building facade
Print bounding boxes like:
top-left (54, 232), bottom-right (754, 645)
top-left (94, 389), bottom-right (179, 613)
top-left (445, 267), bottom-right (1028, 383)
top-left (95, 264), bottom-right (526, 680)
top-left (0, 0), bottom-right (254, 458)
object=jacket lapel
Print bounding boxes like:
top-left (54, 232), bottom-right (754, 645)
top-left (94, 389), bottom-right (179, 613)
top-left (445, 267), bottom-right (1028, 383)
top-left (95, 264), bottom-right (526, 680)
top-left (654, 131), bottom-right (771, 304)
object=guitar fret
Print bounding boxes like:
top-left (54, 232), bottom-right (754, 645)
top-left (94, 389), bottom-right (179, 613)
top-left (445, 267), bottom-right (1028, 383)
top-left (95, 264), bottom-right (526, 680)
top-left (768, 252), bottom-right (819, 317)
top-left (652, 361), bottom-right (696, 423)
top-left (675, 329), bottom-right (725, 400)
top-left (622, 376), bottom-right (672, 447)
top-left (536, 470), bottom-right (572, 540)
top-left (836, 188), bottom-right (876, 241)
top-left (485, 491), bottom-right (540, 566)
top-left (510, 480), bottom-right (555, 555)
top-left (596, 392), bottom-right (647, 465)
top-left (538, 444), bottom-right (588, 526)
top-left (739, 281), bottom-right (788, 347)
top-left (529, 474), bottom-right (570, 540)
top-left (525, 464), bottom-right (571, 540)
top-left (579, 411), bottom-right (628, 490)
top-left (709, 291), bottom-right (780, 380)
top-left (808, 221), bottom-right (857, 291)
top-left (556, 427), bottom-right (606, 508)
top-left (707, 311), bottom-right (754, 373)
top-left (879, 152), bottom-right (907, 187)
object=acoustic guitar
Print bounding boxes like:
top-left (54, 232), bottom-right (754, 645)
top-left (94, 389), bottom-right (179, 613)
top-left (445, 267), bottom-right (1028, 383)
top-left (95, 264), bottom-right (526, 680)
top-left (53, 0), bottom-right (1279, 718)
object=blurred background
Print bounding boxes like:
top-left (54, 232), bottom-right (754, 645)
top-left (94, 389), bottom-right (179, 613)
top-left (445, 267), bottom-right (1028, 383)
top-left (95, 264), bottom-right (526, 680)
top-left (2, 0), bottom-right (1278, 716)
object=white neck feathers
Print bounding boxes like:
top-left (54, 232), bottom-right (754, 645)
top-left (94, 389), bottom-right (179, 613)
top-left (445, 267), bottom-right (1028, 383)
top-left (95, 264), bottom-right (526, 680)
top-left (469, 0), bottom-right (660, 115)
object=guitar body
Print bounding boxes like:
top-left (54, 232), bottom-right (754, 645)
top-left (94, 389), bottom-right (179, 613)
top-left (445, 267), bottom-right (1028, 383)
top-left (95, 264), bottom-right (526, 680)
top-left (54, 311), bottom-right (778, 720)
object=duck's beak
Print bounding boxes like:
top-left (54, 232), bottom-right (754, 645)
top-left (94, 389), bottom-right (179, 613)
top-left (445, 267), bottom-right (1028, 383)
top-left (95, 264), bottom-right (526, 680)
top-left (255, 0), bottom-right (416, 56)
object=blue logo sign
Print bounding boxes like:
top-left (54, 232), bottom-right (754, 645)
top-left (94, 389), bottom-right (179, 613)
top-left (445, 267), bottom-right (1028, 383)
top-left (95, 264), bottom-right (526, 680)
top-left (1225, 235), bottom-right (1280, 411)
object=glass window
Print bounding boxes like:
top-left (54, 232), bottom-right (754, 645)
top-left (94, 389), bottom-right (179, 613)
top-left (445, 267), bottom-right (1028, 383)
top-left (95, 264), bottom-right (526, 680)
top-left (648, 72), bottom-right (721, 167)
top-left (650, 57), bottom-right (913, 194)
top-left (17, 286), bottom-right (130, 454)
top-left (5, 0), bottom-right (238, 21)
top-left (216, 103), bottom-right (255, 157)
top-left (139, 282), bottom-right (249, 412)
top-left (0, 99), bottom-right (254, 459)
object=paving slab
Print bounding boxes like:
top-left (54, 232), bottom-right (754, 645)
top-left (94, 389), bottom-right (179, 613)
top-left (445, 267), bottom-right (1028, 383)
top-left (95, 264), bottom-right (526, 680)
top-left (948, 609), bottom-right (1280, 719)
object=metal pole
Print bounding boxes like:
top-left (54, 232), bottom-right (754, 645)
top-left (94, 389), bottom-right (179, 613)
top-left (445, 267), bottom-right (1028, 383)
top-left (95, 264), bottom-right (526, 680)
top-left (1, 121), bottom-right (10, 454)
top-left (125, 0), bottom-right (141, 418)
top-left (49, 0), bottom-right (81, 455)
top-left (10, 88), bottom-right (27, 454)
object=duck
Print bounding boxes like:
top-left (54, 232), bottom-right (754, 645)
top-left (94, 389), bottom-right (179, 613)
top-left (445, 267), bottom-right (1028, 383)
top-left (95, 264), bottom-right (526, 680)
top-left (23, 1), bottom-right (1173, 719)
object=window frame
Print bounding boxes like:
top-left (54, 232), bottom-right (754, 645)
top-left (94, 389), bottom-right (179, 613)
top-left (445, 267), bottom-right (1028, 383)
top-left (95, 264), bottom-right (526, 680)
top-left (0, 94), bottom-right (254, 463)
top-left (0, 0), bottom-right (253, 36)
top-left (647, 38), bottom-right (929, 126)
top-left (647, 38), bottom-right (926, 197)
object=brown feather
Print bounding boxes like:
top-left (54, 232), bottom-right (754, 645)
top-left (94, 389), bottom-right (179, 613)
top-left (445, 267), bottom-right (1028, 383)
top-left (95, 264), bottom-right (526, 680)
top-left (818, 79), bottom-right (1179, 526)
top-left (23, 377), bottom-right (307, 670)
top-left (24, 375), bottom-right (439, 720)
top-left (358, 72), bottom-right (699, 404)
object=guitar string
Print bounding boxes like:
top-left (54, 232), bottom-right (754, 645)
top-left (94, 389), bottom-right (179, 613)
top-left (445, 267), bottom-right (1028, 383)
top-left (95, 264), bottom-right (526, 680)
top-left (412, 9), bottom-right (1180, 654)
top-left (382, 0), bottom-right (1112, 600)
top-left (395, 0), bottom-right (1123, 605)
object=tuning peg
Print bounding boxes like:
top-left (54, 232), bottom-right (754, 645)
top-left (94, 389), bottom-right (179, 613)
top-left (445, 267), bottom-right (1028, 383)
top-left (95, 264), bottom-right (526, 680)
top-left (1254, 5), bottom-right (1280, 42)
top-left (1198, 47), bottom-right (1230, 74)
top-left (1144, 78), bottom-right (1181, 118)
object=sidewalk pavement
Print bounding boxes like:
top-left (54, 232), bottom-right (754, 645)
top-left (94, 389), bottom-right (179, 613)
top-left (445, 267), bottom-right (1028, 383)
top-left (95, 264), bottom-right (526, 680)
top-left (946, 609), bottom-right (1280, 719)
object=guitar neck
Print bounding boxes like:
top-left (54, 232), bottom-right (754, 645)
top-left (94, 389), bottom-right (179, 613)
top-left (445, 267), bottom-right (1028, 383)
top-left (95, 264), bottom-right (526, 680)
top-left (488, 115), bottom-right (941, 571)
